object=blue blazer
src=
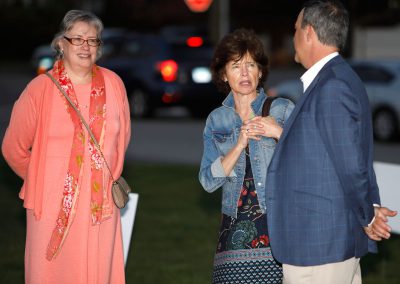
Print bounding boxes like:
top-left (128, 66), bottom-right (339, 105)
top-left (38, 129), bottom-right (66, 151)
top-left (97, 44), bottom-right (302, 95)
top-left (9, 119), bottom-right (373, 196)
top-left (266, 55), bottom-right (381, 266)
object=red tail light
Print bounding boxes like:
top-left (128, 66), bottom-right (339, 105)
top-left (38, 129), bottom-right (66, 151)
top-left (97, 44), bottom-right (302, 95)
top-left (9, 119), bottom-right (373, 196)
top-left (157, 60), bottom-right (178, 82)
top-left (186, 36), bottom-right (203, 47)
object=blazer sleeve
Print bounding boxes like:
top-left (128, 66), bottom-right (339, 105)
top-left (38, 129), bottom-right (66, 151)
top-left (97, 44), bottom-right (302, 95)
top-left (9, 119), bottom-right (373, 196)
top-left (2, 84), bottom-right (38, 179)
top-left (315, 79), bottom-right (375, 227)
top-left (368, 142), bottom-right (380, 206)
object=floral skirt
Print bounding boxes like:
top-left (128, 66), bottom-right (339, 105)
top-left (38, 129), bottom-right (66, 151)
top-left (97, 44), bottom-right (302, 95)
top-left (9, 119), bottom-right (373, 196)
top-left (212, 156), bottom-right (282, 284)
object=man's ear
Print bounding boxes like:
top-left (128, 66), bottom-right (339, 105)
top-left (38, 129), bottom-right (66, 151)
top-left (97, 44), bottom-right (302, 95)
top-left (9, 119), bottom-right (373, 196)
top-left (306, 25), bottom-right (317, 42)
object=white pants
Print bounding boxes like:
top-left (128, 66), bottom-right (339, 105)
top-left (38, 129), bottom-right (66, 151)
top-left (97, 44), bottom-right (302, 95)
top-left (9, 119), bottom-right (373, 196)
top-left (283, 257), bottom-right (361, 284)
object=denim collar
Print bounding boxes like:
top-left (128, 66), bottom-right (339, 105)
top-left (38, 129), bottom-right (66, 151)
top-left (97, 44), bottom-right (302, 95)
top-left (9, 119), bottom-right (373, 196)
top-left (222, 88), bottom-right (266, 115)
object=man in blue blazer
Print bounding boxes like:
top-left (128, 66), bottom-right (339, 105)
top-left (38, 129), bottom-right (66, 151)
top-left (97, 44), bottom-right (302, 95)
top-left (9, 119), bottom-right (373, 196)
top-left (265, 1), bottom-right (397, 283)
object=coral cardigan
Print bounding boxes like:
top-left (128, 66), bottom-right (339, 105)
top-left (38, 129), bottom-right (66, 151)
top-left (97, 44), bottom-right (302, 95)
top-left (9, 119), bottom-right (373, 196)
top-left (2, 67), bottom-right (131, 220)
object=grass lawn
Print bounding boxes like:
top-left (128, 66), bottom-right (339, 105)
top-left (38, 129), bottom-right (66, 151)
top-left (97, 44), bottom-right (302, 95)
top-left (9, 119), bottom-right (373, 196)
top-left (0, 158), bottom-right (399, 283)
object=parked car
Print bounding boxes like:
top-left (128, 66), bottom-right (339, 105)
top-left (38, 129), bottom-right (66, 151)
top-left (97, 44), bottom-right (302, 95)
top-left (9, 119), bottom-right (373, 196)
top-left (31, 44), bottom-right (55, 74)
top-left (99, 29), bottom-right (222, 118)
top-left (268, 60), bottom-right (400, 141)
top-left (32, 27), bottom-right (224, 118)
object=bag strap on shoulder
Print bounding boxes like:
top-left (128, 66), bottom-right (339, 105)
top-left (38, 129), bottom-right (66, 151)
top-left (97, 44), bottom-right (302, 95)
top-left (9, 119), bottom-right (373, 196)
top-left (262, 96), bottom-right (277, 117)
top-left (262, 96), bottom-right (278, 142)
top-left (45, 72), bottom-right (116, 183)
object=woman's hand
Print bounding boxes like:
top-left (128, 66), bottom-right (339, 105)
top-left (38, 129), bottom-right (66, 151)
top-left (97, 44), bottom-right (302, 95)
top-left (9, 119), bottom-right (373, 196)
top-left (221, 124), bottom-right (258, 176)
top-left (220, 115), bottom-right (281, 176)
top-left (239, 118), bottom-right (264, 148)
top-left (243, 116), bottom-right (283, 141)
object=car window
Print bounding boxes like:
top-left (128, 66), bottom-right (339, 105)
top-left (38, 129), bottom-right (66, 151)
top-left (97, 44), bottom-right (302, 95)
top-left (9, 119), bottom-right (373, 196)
top-left (352, 65), bottom-right (394, 84)
top-left (121, 37), bottom-right (165, 58)
top-left (170, 44), bottom-right (213, 61)
top-left (102, 37), bottom-right (126, 58)
top-left (123, 41), bottom-right (144, 57)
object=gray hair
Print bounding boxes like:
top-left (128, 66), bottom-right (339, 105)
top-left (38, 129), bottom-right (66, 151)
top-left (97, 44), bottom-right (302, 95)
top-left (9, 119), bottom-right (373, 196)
top-left (302, 0), bottom-right (349, 51)
top-left (51, 10), bottom-right (104, 60)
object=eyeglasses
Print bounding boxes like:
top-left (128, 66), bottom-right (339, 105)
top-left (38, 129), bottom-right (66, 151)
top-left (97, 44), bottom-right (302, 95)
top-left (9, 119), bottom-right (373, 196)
top-left (63, 36), bottom-right (102, 47)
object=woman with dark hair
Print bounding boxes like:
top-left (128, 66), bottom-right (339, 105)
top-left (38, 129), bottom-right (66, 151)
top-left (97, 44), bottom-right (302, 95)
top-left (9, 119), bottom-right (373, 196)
top-left (199, 28), bottom-right (294, 283)
top-left (2, 10), bottom-right (130, 283)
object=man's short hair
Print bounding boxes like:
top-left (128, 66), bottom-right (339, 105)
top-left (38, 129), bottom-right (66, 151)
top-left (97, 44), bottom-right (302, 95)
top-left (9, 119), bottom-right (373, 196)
top-left (302, 0), bottom-right (349, 50)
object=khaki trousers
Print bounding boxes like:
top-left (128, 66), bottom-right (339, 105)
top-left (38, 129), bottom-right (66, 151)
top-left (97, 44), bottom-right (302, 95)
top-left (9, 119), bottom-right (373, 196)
top-left (283, 257), bottom-right (361, 284)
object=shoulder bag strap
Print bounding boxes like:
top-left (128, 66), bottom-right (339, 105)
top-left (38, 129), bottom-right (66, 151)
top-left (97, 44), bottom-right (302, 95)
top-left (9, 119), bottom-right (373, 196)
top-left (262, 96), bottom-right (277, 117)
top-left (262, 96), bottom-right (278, 142)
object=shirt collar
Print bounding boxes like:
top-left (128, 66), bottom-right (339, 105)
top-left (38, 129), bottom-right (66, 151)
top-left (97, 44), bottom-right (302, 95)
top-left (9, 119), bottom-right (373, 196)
top-left (300, 52), bottom-right (339, 93)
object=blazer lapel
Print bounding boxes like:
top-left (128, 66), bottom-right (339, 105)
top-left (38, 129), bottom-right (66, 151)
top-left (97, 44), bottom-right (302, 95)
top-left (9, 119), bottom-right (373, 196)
top-left (276, 76), bottom-right (320, 147)
top-left (277, 56), bottom-right (344, 147)
top-left (269, 56), bottom-right (344, 170)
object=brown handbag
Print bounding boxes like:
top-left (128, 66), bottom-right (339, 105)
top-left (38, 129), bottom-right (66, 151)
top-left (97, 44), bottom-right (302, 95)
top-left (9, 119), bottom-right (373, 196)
top-left (46, 72), bottom-right (131, 209)
top-left (111, 176), bottom-right (131, 209)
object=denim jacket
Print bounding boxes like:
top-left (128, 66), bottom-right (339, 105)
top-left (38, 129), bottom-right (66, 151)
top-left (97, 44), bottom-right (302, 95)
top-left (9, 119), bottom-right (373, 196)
top-left (199, 88), bottom-right (294, 218)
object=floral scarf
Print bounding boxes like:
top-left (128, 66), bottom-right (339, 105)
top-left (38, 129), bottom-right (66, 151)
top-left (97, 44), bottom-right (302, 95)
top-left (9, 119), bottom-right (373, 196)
top-left (46, 60), bottom-right (112, 261)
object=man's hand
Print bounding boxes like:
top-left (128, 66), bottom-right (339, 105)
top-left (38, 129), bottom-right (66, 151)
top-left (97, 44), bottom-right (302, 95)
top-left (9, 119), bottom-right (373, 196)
top-left (364, 207), bottom-right (398, 241)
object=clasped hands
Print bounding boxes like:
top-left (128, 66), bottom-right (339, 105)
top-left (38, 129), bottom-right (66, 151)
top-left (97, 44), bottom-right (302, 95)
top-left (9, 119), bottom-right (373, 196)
top-left (364, 206), bottom-right (398, 241)
top-left (239, 116), bottom-right (282, 145)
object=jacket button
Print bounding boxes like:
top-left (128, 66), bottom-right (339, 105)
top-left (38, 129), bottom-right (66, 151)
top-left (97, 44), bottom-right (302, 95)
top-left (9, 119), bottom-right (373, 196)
top-left (257, 182), bottom-right (262, 186)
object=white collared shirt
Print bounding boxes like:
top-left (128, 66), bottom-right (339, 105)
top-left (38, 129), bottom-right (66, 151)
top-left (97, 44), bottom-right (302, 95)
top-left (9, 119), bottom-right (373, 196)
top-left (300, 52), bottom-right (339, 93)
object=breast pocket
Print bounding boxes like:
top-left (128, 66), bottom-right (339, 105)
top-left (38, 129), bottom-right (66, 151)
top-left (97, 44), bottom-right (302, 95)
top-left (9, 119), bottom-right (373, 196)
top-left (212, 131), bottom-right (234, 156)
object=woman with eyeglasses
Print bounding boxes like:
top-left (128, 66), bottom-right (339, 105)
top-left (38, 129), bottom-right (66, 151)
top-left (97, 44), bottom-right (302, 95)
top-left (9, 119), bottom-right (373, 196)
top-left (2, 10), bottom-right (131, 283)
